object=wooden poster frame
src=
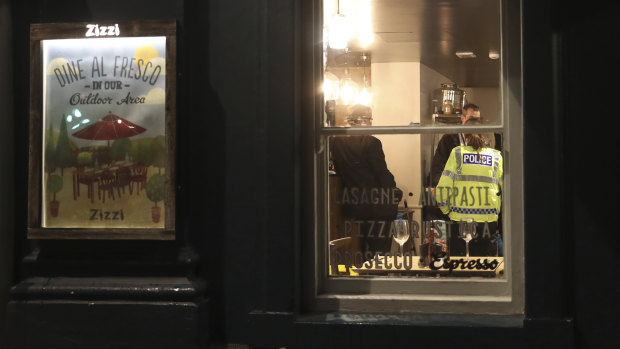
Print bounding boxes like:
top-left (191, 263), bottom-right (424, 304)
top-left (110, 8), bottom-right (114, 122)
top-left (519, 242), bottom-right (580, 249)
top-left (27, 20), bottom-right (177, 239)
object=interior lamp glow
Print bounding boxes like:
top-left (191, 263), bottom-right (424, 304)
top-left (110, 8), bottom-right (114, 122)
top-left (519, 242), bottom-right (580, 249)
top-left (323, 28), bottom-right (329, 51)
top-left (357, 29), bottom-right (374, 48)
top-left (323, 71), bottom-right (340, 100)
top-left (357, 87), bottom-right (372, 106)
top-left (339, 74), bottom-right (359, 105)
top-left (356, 0), bottom-right (373, 47)
top-left (328, 13), bottom-right (349, 49)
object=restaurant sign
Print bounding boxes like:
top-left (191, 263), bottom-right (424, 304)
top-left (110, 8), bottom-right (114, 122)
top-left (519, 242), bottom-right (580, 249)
top-left (28, 21), bottom-right (176, 239)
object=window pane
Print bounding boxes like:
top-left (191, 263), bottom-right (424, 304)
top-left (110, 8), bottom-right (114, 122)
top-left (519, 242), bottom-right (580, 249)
top-left (322, 0), bottom-right (502, 128)
top-left (327, 133), bottom-right (504, 279)
top-left (322, 0), bottom-right (505, 282)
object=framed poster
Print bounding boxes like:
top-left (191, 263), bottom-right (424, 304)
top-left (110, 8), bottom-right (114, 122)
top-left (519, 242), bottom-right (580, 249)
top-left (27, 20), bottom-right (176, 239)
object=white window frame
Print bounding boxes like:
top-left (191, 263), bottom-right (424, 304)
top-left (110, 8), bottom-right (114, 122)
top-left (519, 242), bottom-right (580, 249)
top-left (304, 0), bottom-right (525, 315)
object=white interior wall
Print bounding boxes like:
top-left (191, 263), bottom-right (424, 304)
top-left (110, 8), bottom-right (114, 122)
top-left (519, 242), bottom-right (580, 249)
top-left (419, 64), bottom-right (453, 121)
top-left (371, 62), bottom-right (420, 125)
top-left (419, 64), bottom-right (452, 192)
top-left (371, 62), bottom-right (420, 209)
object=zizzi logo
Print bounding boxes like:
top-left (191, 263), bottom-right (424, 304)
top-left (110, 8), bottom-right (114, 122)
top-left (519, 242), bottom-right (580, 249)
top-left (85, 24), bottom-right (120, 37)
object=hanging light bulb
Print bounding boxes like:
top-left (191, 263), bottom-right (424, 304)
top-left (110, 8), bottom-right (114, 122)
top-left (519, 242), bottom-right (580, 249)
top-left (357, 72), bottom-right (372, 106)
top-left (329, 13), bottom-right (349, 49)
top-left (340, 78), bottom-right (358, 105)
top-left (328, 0), bottom-right (350, 49)
top-left (356, 57), bottom-right (372, 106)
top-left (339, 68), bottom-right (359, 105)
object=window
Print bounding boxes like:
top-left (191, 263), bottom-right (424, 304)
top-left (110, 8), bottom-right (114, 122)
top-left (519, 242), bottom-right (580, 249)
top-left (306, 0), bottom-right (524, 314)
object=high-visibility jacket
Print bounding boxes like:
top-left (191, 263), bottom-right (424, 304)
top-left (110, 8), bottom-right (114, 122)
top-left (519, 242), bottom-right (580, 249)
top-left (435, 145), bottom-right (503, 223)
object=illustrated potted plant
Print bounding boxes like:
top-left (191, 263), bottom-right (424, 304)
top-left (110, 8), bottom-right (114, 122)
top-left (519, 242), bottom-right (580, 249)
top-left (47, 174), bottom-right (63, 217)
top-left (146, 173), bottom-right (165, 223)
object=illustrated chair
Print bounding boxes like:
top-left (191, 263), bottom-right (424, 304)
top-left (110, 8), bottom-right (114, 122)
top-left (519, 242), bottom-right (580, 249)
top-left (75, 169), bottom-right (98, 204)
top-left (115, 166), bottom-right (132, 197)
top-left (130, 164), bottom-right (148, 195)
top-left (97, 170), bottom-right (116, 203)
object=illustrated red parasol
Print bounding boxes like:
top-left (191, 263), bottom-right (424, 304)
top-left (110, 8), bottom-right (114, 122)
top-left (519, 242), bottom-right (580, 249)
top-left (72, 111), bottom-right (147, 149)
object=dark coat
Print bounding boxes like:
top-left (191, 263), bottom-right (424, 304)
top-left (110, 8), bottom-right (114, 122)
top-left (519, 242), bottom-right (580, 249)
top-left (331, 135), bottom-right (401, 219)
top-left (430, 134), bottom-right (461, 187)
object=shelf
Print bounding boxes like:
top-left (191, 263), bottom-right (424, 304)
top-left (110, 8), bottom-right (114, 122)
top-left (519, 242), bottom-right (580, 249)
top-left (433, 114), bottom-right (462, 124)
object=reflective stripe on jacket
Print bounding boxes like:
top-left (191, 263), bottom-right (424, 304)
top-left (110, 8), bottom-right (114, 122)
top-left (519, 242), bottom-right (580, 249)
top-left (435, 145), bottom-right (503, 222)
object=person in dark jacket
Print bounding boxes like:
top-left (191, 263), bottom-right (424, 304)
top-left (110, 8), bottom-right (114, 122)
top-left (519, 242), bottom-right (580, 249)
top-left (331, 104), bottom-right (402, 257)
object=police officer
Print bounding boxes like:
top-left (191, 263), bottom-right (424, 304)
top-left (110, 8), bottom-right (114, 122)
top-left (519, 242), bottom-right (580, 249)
top-left (435, 133), bottom-right (503, 256)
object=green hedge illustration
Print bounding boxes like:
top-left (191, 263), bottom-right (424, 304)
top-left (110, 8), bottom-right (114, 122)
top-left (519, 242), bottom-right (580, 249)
top-left (110, 138), bottom-right (132, 161)
top-left (45, 123), bottom-right (57, 174)
top-left (55, 115), bottom-right (74, 172)
top-left (76, 151), bottom-right (94, 167)
top-left (151, 135), bottom-right (166, 173)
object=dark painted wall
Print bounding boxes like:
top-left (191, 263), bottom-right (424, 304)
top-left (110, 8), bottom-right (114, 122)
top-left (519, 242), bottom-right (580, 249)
top-left (5, 0), bottom-right (217, 347)
top-left (208, 0), bottom-right (299, 342)
top-left (562, 3), bottom-right (620, 348)
top-left (1, 0), bottom-right (14, 347)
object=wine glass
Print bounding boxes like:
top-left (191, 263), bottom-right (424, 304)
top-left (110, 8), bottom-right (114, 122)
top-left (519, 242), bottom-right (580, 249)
top-left (459, 219), bottom-right (477, 260)
top-left (393, 220), bottom-right (410, 258)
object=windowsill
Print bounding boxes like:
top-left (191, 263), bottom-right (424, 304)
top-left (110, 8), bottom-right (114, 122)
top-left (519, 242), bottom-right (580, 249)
top-left (295, 311), bottom-right (525, 328)
top-left (248, 312), bottom-right (572, 348)
top-left (313, 293), bottom-right (522, 315)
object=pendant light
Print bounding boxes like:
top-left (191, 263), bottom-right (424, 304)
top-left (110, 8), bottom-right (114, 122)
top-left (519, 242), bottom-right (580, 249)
top-left (328, 0), bottom-right (349, 49)
top-left (356, 53), bottom-right (372, 106)
top-left (339, 67), bottom-right (359, 105)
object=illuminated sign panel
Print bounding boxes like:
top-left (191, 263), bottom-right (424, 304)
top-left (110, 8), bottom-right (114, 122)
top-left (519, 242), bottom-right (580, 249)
top-left (28, 21), bottom-right (177, 239)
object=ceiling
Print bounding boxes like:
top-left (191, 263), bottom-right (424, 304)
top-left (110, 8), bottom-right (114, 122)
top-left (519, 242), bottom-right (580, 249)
top-left (338, 0), bottom-right (501, 87)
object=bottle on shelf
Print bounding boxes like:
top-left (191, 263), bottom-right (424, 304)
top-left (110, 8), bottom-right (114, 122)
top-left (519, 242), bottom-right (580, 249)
top-left (442, 99), bottom-right (453, 115)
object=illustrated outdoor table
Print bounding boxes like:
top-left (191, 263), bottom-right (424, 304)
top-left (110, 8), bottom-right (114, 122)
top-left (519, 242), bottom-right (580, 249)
top-left (72, 161), bottom-right (136, 203)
